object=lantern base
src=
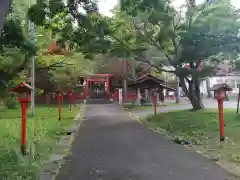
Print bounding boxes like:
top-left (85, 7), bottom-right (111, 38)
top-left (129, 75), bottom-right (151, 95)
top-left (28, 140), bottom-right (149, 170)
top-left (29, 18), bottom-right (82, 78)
top-left (220, 136), bottom-right (225, 142)
top-left (21, 144), bottom-right (27, 156)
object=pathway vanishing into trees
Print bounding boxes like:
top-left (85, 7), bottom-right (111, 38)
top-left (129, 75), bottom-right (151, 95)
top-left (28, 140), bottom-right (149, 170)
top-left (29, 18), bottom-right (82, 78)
top-left (56, 103), bottom-right (236, 180)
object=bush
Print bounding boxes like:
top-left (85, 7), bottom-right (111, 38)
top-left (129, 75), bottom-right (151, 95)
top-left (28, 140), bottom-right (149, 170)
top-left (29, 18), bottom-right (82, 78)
top-left (4, 97), bottom-right (17, 109)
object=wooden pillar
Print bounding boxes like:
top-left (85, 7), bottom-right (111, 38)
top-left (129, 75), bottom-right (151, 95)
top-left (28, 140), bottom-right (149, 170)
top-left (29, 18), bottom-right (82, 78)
top-left (156, 92), bottom-right (160, 105)
top-left (106, 76), bottom-right (109, 94)
top-left (85, 79), bottom-right (89, 97)
top-left (134, 88), bottom-right (141, 106)
top-left (144, 89), bottom-right (148, 101)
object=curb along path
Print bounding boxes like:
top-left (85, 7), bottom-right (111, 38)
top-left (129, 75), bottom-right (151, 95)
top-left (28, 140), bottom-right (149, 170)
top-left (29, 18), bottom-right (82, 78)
top-left (40, 104), bottom-right (85, 180)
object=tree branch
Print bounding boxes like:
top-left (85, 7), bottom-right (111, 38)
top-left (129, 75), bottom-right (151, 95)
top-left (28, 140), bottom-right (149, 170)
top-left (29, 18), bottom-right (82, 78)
top-left (132, 19), bottom-right (175, 67)
top-left (135, 54), bottom-right (175, 73)
top-left (37, 60), bottom-right (73, 70)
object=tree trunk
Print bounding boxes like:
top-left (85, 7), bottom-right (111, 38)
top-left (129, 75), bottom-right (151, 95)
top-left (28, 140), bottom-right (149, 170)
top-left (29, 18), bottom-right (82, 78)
top-left (194, 77), bottom-right (201, 100)
top-left (131, 59), bottom-right (136, 81)
top-left (179, 76), bottom-right (204, 110)
top-left (175, 76), bottom-right (180, 104)
top-left (188, 92), bottom-right (204, 110)
top-left (206, 77), bottom-right (212, 98)
top-left (123, 60), bottom-right (127, 102)
top-left (190, 79), bottom-right (204, 110)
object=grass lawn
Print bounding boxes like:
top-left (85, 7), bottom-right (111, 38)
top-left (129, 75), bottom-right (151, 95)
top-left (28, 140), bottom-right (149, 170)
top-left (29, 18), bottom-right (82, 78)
top-left (143, 109), bottom-right (240, 176)
top-left (0, 104), bottom-right (81, 180)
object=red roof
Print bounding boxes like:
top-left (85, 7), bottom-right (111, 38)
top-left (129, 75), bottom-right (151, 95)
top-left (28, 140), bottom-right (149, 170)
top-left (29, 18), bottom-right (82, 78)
top-left (8, 82), bottom-right (35, 93)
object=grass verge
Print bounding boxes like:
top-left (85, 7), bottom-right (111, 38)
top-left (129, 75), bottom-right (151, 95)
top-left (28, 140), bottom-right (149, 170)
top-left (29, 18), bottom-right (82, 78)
top-left (0, 104), bottom-right (80, 180)
top-left (143, 109), bottom-right (240, 176)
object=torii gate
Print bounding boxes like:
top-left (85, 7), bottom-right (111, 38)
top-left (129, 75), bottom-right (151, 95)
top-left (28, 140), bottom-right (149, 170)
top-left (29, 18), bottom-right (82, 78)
top-left (84, 74), bottom-right (114, 98)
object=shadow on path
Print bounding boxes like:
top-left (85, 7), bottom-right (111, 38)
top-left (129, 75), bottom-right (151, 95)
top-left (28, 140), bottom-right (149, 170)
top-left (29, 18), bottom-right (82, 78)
top-left (56, 104), bottom-right (236, 180)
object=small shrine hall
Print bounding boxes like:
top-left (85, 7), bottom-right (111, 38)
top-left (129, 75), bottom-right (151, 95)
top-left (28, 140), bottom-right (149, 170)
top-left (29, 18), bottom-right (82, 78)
top-left (82, 73), bottom-right (176, 104)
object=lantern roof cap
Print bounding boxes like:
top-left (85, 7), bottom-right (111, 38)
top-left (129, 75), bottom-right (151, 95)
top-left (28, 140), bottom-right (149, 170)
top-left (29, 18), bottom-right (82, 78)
top-left (209, 83), bottom-right (232, 91)
top-left (8, 82), bottom-right (36, 93)
top-left (56, 89), bottom-right (64, 93)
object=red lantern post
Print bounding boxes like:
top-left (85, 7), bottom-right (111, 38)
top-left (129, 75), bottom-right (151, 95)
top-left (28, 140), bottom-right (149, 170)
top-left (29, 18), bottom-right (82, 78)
top-left (56, 90), bottom-right (63, 121)
top-left (68, 89), bottom-right (73, 112)
top-left (152, 91), bottom-right (157, 116)
top-left (217, 89), bottom-right (225, 141)
top-left (210, 83), bottom-right (232, 141)
top-left (9, 82), bottom-right (36, 155)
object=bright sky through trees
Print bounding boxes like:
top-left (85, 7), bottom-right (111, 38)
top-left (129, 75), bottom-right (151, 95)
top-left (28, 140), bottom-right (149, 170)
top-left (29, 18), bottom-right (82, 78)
top-left (98, 0), bottom-right (240, 16)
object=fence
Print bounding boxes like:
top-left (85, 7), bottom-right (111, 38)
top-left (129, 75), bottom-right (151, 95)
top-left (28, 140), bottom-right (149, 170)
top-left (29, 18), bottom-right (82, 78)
top-left (35, 93), bottom-right (85, 105)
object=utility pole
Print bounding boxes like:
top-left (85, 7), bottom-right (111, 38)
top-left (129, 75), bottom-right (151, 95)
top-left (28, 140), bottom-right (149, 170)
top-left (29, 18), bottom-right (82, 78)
top-left (131, 59), bottom-right (136, 81)
top-left (123, 59), bottom-right (127, 102)
top-left (175, 76), bottom-right (180, 104)
top-left (28, 20), bottom-right (36, 117)
top-left (0, 0), bottom-right (11, 32)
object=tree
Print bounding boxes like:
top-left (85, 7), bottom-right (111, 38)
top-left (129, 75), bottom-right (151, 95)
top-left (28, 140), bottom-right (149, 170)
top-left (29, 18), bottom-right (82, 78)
top-left (34, 25), bottom-right (99, 91)
top-left (117, 0), bottom-right (240, 109)
top-left (0, 18), bottom-right (34, 94)
top-left (27, 0), bottom-right (240, 110)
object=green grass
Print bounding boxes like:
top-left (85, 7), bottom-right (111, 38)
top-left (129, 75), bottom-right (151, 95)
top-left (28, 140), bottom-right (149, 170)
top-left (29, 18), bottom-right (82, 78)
top-left (143, 109), bottom-right (240, 176)
top-left (0, 104), bottom-right (81, 180)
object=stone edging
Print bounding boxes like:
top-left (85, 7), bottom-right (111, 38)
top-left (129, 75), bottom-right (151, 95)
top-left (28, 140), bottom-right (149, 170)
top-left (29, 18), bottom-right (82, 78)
top-left (40, 104), bottom-right (86, 180)
top-left (125, 110), bottom-right (235, 178)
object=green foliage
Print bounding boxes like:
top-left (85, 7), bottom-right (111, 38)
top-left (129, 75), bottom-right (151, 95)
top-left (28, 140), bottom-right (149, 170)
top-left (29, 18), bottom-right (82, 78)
top-left (0, 0), bottom-right (37, 94)
top-left (25, 0), bottom-right (240, 109)
top-left (0, 105), bottom-right (80, 180)
top-left (113, 0), bottom-right (240, 109)
top-left (27, 0), bottom-right (111, 58)
top-left (4, 96), bottom-right (17, 109)
top-left (27, 2), bottom-right (47, 26)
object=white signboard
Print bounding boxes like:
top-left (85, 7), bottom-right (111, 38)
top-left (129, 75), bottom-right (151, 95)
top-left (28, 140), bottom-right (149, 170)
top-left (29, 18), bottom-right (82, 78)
top-left (0, 0), bottom-right (11, 30)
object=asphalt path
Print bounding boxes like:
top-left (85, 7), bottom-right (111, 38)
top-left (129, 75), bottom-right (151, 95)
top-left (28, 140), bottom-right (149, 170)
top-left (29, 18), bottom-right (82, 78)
top-left (56, 103), bottom-right (236, 180)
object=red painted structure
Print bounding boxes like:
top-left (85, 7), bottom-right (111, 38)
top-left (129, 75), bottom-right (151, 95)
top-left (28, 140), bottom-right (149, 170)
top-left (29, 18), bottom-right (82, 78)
top-left (210, 83), bottom-right (232, 142)
top-left (217, 90), bottom-right (225, 141)
top-left (84, 74), bottom-right (114, 98)
top-left (68, 89), bottom-right (73, 112)
top-left (9, 82), bottom-right (35, 155)
top-left (56, 90), bottom-right (63, 121)
top-left (153, 92), bottom-right (157, 116)
top-left (42, 41), bottom-right (69, 56)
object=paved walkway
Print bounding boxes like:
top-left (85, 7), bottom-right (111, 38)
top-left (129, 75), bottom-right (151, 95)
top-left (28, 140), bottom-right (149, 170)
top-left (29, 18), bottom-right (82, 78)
top-left (56, 104), bottom-right (236, 180)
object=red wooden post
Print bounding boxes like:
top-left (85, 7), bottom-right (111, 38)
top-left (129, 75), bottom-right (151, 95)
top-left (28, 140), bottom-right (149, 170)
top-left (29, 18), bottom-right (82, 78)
top-left (153, 92), bottom-right (157, 116)
top-left (57, 91), bottom-right (63, 121)
top-left (19, 98), bottom-right (29, 155)
top-left (217, 90), bottom-right (225, 141)
top-left (68, 89), bottom-right (73, 112)
top-left (8, 82), bottom-right (36, 156)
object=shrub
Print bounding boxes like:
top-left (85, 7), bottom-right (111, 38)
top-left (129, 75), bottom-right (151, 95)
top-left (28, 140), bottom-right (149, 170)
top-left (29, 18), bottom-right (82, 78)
top-left (4, 97), bottom-right (17, 109)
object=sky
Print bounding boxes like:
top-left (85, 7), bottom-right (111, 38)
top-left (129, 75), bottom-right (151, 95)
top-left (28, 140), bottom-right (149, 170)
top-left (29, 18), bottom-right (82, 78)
top-left (98, 0), bottom-right (118, 17)
top-left (98, 0), bottom-right (240, 17)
